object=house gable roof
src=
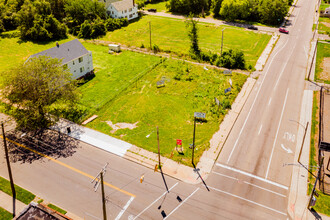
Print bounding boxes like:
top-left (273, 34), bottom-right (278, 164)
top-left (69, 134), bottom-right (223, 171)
top-left (29, 39), bottom-right (89, 65)
top-left (111, 0), bottom-right (135, 12)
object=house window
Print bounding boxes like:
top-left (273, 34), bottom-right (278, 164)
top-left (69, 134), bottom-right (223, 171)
top-left (124, 10), bottom-right (127, 13)
top-left (79, 57), bottom-right (83, 63)
top-left (129, 8), bottom-right (132, 12)
top-left (129, 14), bottom-right (132, 18)
top-left (80, 67), bottom-right (84, 73)
top-left (73, 61), bottom-right (75, 65)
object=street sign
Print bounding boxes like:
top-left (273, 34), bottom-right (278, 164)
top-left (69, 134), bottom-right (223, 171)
top-left (176, 139), bottom-right (182, 145)
top-left (225, 87), bottom-right (231, 94)
top-left (194, 112), bottom-right (206, 118)
top-left (223, 69), bottom-right (232, 75)
top-left (156, 80), bottom-right (165, 87)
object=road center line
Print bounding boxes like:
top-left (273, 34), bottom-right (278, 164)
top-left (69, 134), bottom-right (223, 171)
top-left (258, 124), bottom-right (263, 135)
top-left (115, 197), bottom-right (134, 220)
top-left (208, 186), bottom-right (287, 216)
top-left (216, 163), bottom-right (288, 190)
top-left (265, 88), bottom-right (289, 179)
top-left (3, 136), bottom-right (136, 198)
top-left (164, 188), bottom-right (199, 220)
top-left (133, 182), bottom-right (178, 220)
top-left (226, 38), bottom-right (291, 164)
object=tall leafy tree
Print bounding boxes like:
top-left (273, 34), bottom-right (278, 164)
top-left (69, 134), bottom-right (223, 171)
top-left (17, 0), bottom-right (67, 40)
top-left (2, 56), bottom-right (79, 130)
top-left (258, 0), bottom-right (288, 25)
top-left (220, 0), bottom-right (250, 21)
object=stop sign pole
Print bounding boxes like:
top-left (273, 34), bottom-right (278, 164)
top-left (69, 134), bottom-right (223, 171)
top-left (192, 112), bottom-right (206, 168)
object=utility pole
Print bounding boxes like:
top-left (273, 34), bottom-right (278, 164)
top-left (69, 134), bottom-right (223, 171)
top-left (192, 116), bottom-right (196, 168)
top-left (91, 163), bottom-right (108, 220)
top-left (100, 172), bottom-right (106, 220)
top-left (157, 126), bottom-right (160, 169)
top-left (2, 123), bottom-right (16, 218)
top-left (149, 21), bottom-right (152, 50)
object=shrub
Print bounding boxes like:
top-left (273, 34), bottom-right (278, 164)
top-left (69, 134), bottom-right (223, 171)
top-left (152, 44), bottom-right (160, 52)
top-left (216, 49), bottom-right (246, 69)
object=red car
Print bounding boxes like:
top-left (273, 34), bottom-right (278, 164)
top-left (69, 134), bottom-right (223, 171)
top-left (279, 28), bottom-right (289, 34)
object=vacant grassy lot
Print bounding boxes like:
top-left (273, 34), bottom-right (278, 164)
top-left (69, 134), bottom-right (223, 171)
top-left (318, 17), bottom-right (330, 35)
top-left (83, 46), bottom-right (248, 165)
top-left (79, 43), bottom-right (162, 116)
top-left (315, 42), bottom-right (330, 84)
top-left (102, 15), bottom-right (271, 67)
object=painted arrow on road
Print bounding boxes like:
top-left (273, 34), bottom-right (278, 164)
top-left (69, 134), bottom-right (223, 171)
top-left (281, 144), bottom-right (292, 154)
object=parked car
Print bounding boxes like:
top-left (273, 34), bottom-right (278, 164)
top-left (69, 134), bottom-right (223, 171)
top-left (279, 27), bottom-right (289, 34)
top-left (247, 25), bottom-right (258, 30)
top-left (148, 8), bottom-right (157, 12)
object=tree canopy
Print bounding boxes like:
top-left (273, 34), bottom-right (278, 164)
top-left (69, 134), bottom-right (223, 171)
top-left (2, 55), bottom-right (79, 130)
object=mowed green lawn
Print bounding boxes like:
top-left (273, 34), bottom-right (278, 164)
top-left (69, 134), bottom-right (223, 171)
top-left (102, 15), bottom-right (271, 67)
top-left (144, 1), bottom-right (167, 12)
top-left (315, 42), bottom-right (330, 84)
top-left (83, 46), bottom-right (248, 165)
top-left (80, 43), bottom-right (162, 113)
top-left (318, 17), bottom-right (330, 35)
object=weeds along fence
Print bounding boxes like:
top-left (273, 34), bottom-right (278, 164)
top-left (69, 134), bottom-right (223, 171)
top-left (77, 58), bottom-right (165, 123)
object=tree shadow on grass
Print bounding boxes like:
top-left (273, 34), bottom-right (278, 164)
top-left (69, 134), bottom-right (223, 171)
top-left (6, 129), bottom-right (79, 164)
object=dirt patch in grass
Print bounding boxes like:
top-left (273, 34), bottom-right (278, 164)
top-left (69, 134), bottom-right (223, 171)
top-left (320, 57), bottom-right (330, 81)
top-left (106, 121), bottom-right (139, 133)
top-left (321, 22), bottom-right (330, 28)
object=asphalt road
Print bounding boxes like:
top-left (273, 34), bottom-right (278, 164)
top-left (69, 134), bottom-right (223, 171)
top-left (0, 0), bottom-right (317, 219)
top-left (211, 0), bottom-right (316, 219)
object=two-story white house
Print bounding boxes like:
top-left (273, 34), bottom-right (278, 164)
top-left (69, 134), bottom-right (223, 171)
top-left (101, 0), bottom-right (138, 20)
top-left (28, 39), bottom-right (93, 80)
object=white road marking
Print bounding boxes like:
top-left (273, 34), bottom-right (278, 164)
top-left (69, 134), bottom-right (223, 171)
top-left (163, 188), bottom-right (200, 220)
top-left (268, 98), bottom-right (272, 106)
top-left (258, 124), bottom-right (263, 135)
top-left (280, 144), bottom-right (293, 154)
top-left (212, 171), bottom-right (287, 197)
top-left (213, 171), bottom-right (238, 181)
top-left (274, 45), bottom-right (296, 90)
top-left (85, 212), bottom-right (102, 220)
top-left (226, 38), bottom-right (291, 164)
top-left (208, 186), bottom-right (287, 216)
top-left (216, 163), bottom-right (288, 190)
top-left (303, 46), bottom-right (308, 59)
top-left (243, 181), bottom-right (287, 198)
top-left (115, 197), bottom-right (134, 220)
top-left (265, 88), bottom-right (289, 179)
top-left (283, 131), bottom-right (295, 143)
top-left (133, 182), bottom-right (178, 220)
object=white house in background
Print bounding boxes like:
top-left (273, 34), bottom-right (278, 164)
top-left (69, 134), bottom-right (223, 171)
top-left (101, 0), bottom-right (138, 20)
top-left (28, 39), bottom-right (93, 80)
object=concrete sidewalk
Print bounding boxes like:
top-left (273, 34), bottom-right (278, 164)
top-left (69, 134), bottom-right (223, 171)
top-left (0, 191), bottom-right (26, 216)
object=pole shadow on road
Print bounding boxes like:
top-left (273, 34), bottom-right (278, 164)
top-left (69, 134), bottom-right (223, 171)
top-left (6, 129), bottom-right (79, 163)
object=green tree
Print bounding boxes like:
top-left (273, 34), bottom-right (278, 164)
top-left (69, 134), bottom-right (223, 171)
top-left (220, 0), bottom-right (250, 21)
top-left (167, 0), bottom-right (210, 15)
top-left (258, 0), bottom-right (288, 25)
top-left (17, 0), bottom-right (67, 40)
top-left (2, 56), bottom-right (79, 130)
top-left (212, 0), bottom-right (223, 17)
top-left (186, 15), bottom-right (200, 57)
